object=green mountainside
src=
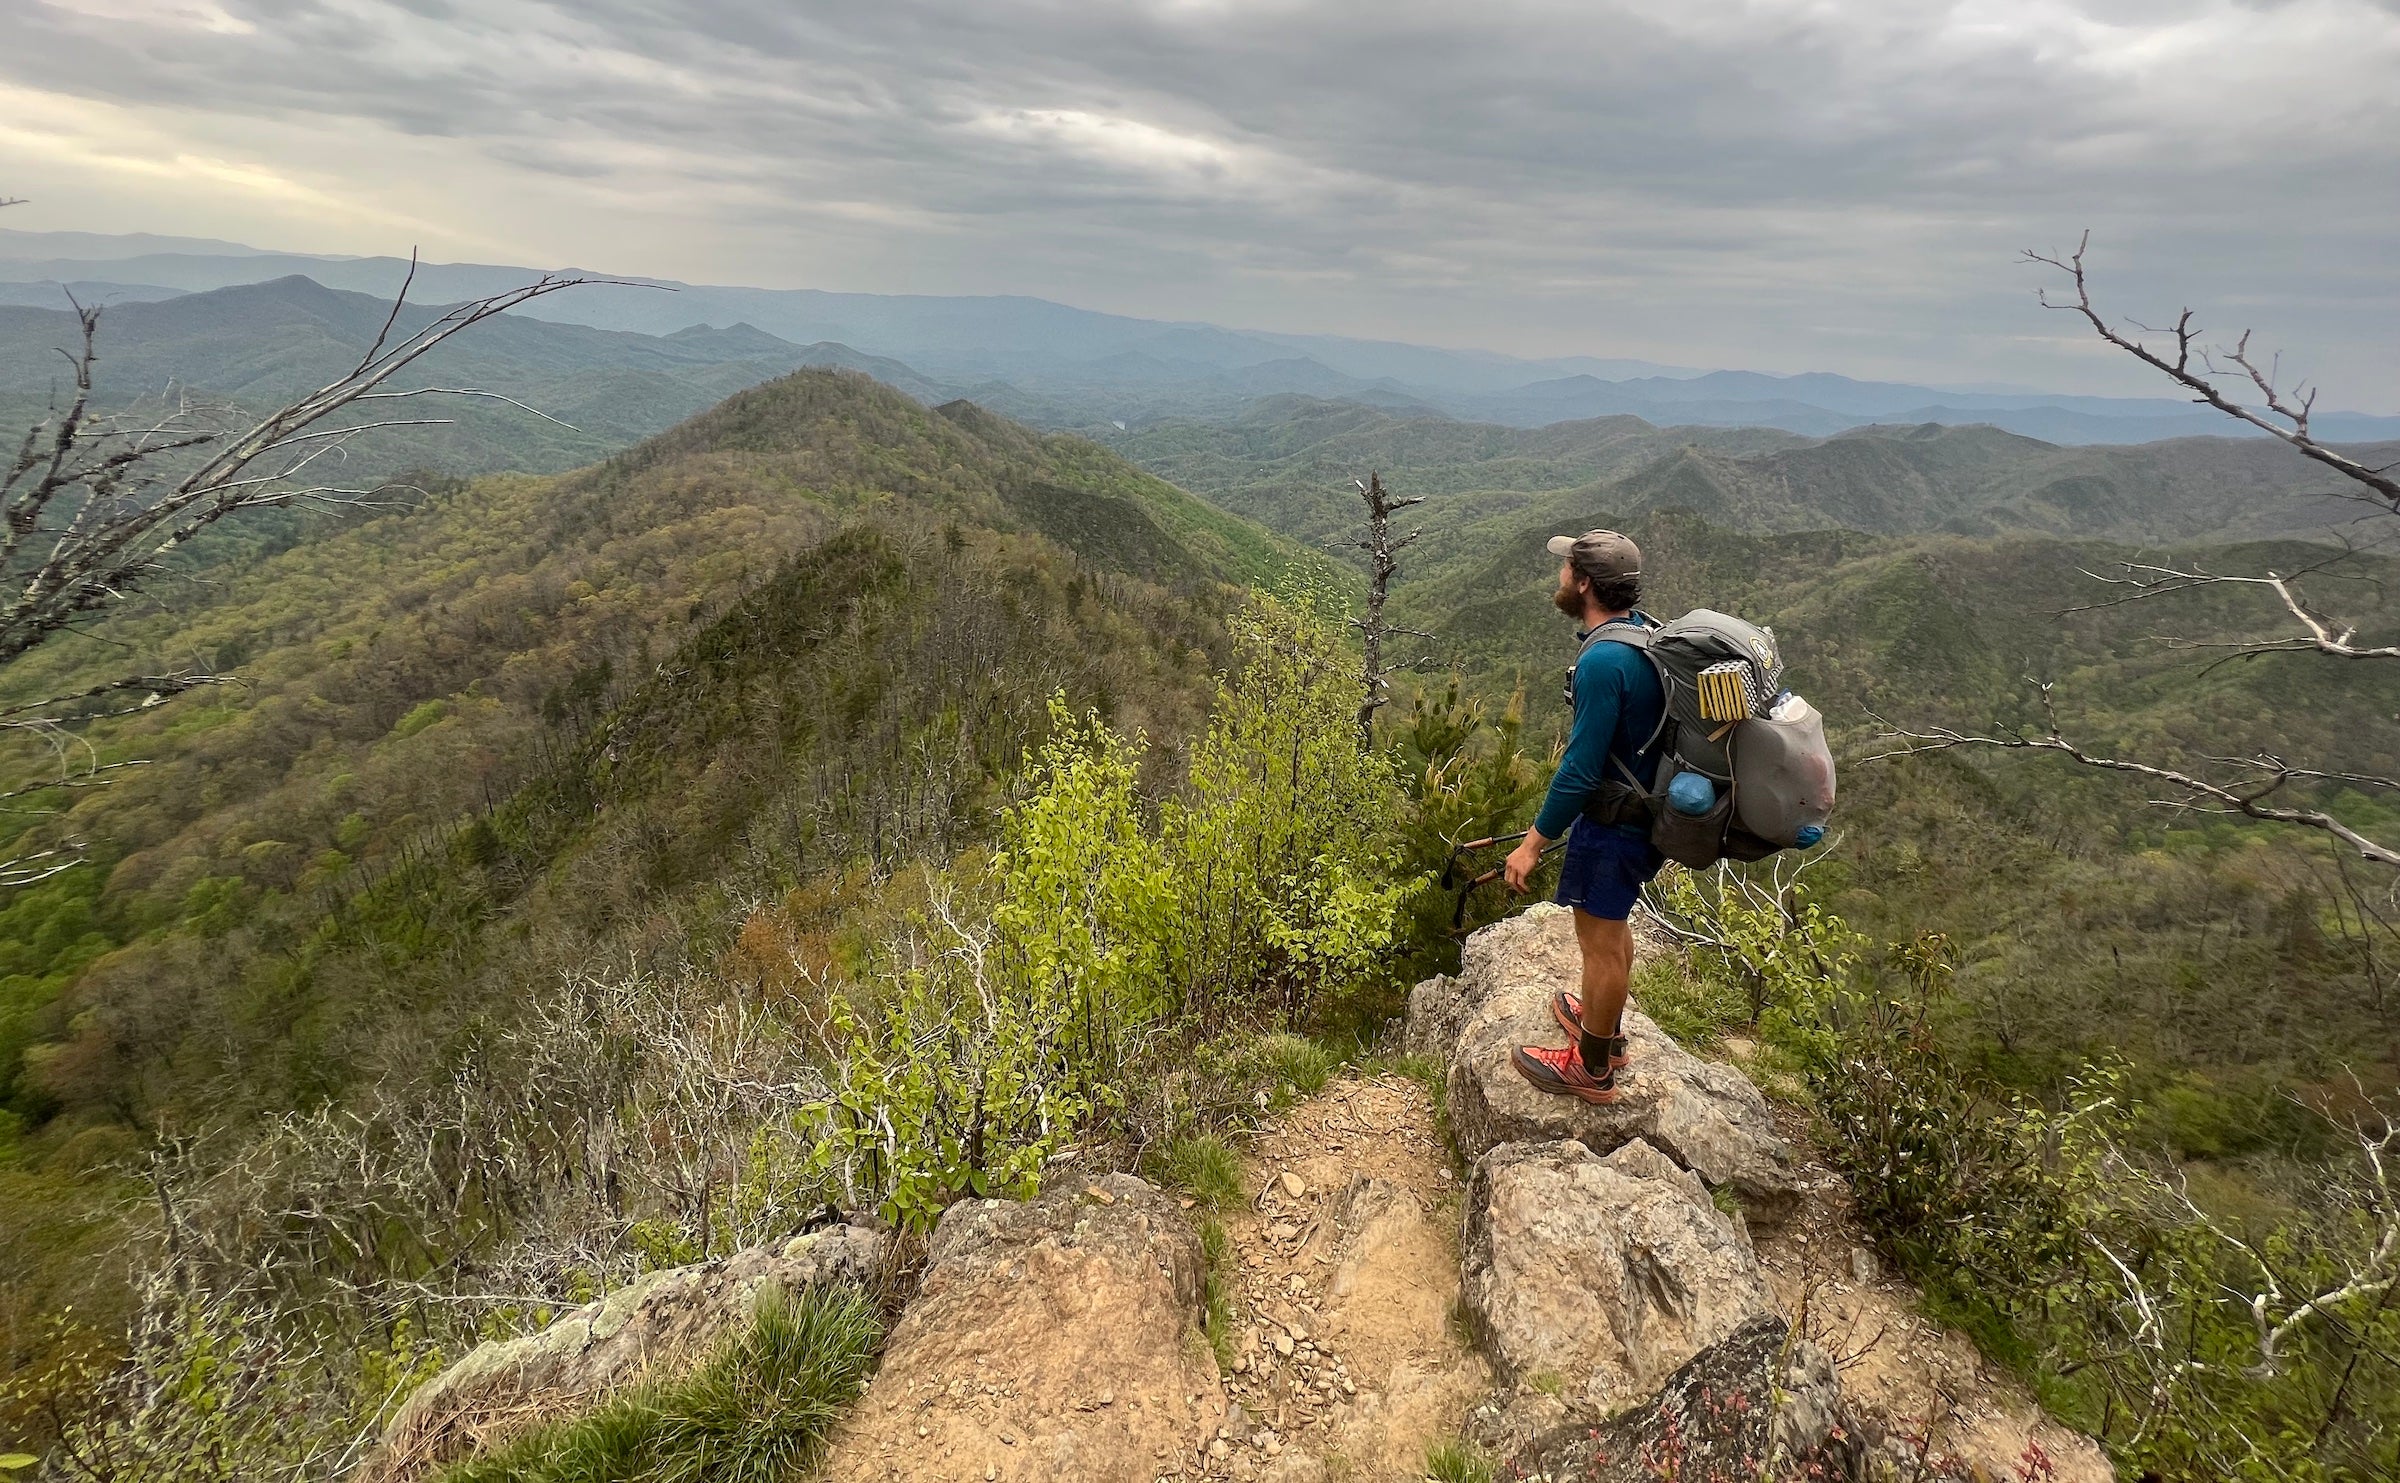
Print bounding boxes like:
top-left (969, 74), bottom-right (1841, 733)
top-left (4, 348), bottom-right (2395, 1478)
top-left (0, 371), bottom-right (1324, 1362)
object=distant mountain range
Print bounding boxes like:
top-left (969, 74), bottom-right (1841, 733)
top-left (6, 228), bottom-right (2395, 445)
top-left (0, 275), bottom-right (960, 479)
top-left (1113, 396), bottom-right (2400, 565)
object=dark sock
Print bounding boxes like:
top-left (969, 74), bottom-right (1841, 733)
top-left (1579, 1029), bottom-right (1611, 1077)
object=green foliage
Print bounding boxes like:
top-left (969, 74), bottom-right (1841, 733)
top-left (819, 701), bottom-right (1169, 1228)
top-left (1388, 678), bottom-right (1548, 982)
top-left (1255, 1032), bottom-right (1335, 1099)
top-left (1, 1288), bottom-right (456, 1482)
top-left (1658, 865), bottom-right (2400, 1482)
top-left (821, 598), bottom-right (1409, 1229)
top-left (433, 1285), bottom-right (880, 1483)
top-left (1199, 1218), bottom-right (1240, 1371)
top-left (1163, 598), bottom-right (1411, 1026)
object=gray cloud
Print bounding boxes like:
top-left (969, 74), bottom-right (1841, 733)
top-left (7, 0), bottom-right (2397, 402)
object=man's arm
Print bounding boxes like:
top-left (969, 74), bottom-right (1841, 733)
top-left (1506, 652), bottom-right (1623, 892)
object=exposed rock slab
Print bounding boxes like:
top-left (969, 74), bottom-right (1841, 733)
top-left (1414, 903), bottom-right (1799, 1227)
top-left (1501, 1313), bottom-right (1869, 1481)
top-left (1460, 1138), bottom-right (1775, 1418)
top-left (821, 1172), bottom-right (1225, 1483)
top-left (368, 1223), bottom-right (888, 1481)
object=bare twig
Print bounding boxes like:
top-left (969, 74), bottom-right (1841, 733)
top-left (2026, 234), bottom-right (2400, 509)
top-left (2063, 555), bottom-right (2400, 660)
top-left (1868, 684), bottom-right (2400, 867)
top-left (1, 266), bottom-right (642, 669)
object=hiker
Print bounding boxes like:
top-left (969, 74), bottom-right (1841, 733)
top-left (1500, 529), bottom-right (1665, 1106)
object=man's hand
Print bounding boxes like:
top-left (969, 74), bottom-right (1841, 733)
top-left (1502, 831), bottom-right (1550, 894)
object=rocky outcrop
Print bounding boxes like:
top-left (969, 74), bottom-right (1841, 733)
top-left (1460, 1138), bottom-right (1775, 1416)
top-left (1502, 1313), bottom-right (1870, 1481)
top-left (820, 1171), bottom-right (1226, 1483)
top-left (1409, 903), bottom-right (1799, 1228)
top-left (367, 1222), bottom-right (889, 1482)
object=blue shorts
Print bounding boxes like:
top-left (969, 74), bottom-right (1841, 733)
top-left (1554, 820), bottom-right (1664, 921)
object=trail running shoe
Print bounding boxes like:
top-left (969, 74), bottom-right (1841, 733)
top-left (1511, 1041), bottom-right (1621, 1105)
top-left (1550, 991), bottom-right (1630, 1069)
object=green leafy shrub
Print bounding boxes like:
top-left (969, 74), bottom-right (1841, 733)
top-left (1162, 598), bottom-right (1409, 1027)
top-left (818, 699), bottom-right (1169, 1228)
top-left (819, 597), bottom-right (1408, 1229)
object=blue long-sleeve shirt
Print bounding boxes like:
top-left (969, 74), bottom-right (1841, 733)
top-left (1533, 615), bottom-right (1666, 840)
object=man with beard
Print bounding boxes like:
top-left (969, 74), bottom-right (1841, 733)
top-left (1500, 529), bottom-right (1665, 1104)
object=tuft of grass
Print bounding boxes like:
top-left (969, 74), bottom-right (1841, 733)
top-left (1527, 1369), bottom-right (1566, 1398)
top-left (1258, 1031), bottom-right (1334, 1100)
top-left (1711, 1183), bottom-right (1744, 1217)
top-left (434, 1283), bottom-right (880, 1483)
top-left (1424, 1437), bottom-right (1495, 1483)
top-left (1156, 1132), bottom-right (1245, 1209)
top-left (1199, 1217), bottom-right (1241, 1371)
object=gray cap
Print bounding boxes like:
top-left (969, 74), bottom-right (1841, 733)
top-left (1546, 528), bottom-right (1643, 580)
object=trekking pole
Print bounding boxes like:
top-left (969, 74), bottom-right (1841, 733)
top-left (1438, 830), bottom-right (1529, 891)
top-left (1447, 837), bottom-right (1567, 930)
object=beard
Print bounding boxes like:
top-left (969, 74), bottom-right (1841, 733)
top-left (1552, 576), bottom-right (1584, 617)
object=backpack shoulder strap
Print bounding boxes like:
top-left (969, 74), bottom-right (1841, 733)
top-left (1572, 614), bottom-right (1672, 771)
top-left (1578, 614), bottom-right (1656, 657)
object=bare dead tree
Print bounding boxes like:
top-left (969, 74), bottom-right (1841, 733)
top-left (1873, 237), bottom-right (2400, 868)
top-left (1348, 471), bottom-right (1430, 749)
top-left (0, 254), bottom-right (635, 883)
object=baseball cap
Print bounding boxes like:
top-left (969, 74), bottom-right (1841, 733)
top-left (1545, 528), bottom-right (1642, 580)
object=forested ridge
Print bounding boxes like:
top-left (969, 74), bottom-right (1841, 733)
top-left (0, 369), bottom-right (1316, 1402)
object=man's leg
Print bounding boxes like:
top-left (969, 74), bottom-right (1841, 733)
top-left (1574, 908), bottom-right (1633, 1069)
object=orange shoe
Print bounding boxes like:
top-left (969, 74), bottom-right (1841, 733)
top-left (1510, 1041), bottom-right (1622, 1105)
top-left (1550, 992), bottom-right (1630, 1069)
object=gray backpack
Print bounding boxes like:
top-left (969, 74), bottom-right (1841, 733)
top-left (1576, 610), bottom-right (1837, 868)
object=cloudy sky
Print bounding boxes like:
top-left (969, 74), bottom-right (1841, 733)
top-left (5, 0), bottom-right (2397, 402)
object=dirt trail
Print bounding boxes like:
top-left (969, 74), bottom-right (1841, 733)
top-left (1202, 1072), bottom-right (1491, 1482)
top-left (1227, 1056), bottom-right (2118, 1483)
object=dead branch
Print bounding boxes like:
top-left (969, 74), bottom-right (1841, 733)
top-left (2166, 1094), bottom-right (2400, 1376)
top-left (2026, 234), bottom-right (2400, 510)
top-left (2063, 555), bottom-right (2400, 660)
top-left (1867, 683), bottom-right (2400, 867)
top-left (1, 257), bottom-right (639, 670)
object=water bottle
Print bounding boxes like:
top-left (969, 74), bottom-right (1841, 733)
top-left (1795, 824), bottom-right (1825, 847)
top-left (1666, 771), bottom-right (1716, 816)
